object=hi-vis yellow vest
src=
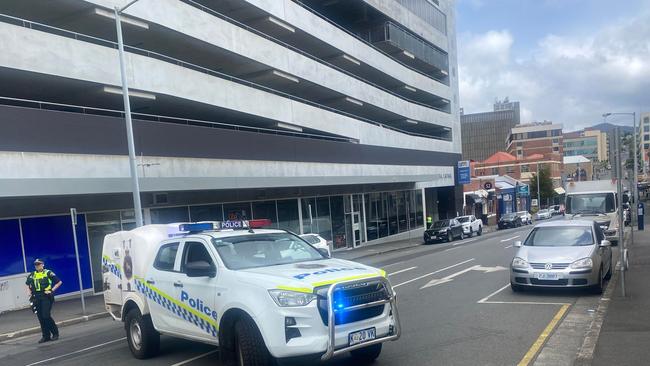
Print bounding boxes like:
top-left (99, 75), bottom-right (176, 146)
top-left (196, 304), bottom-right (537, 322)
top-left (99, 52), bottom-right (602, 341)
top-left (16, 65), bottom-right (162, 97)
top-left (32, 270), bottom-right (53, 292)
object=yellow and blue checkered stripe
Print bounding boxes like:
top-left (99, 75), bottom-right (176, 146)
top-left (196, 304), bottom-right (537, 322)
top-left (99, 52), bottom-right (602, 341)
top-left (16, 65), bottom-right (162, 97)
top-left (134, 277), bottom-right (218, 338)
top-left (102, 255), bottom-right (122, 280)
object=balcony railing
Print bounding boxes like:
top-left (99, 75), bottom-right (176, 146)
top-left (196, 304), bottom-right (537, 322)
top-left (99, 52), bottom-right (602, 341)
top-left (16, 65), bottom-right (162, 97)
top-left (365, 21), bottom-right (449, 76)
top-left (0, 13), bottom-right (452, 141)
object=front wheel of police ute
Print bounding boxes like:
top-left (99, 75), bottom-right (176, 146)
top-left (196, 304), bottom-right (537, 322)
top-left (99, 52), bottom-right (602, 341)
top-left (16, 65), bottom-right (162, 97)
top-left (225, 318), bottom-right (273, 366)
top-left (350, 343), bottom-right (382, 363)
top-left (125, 308), bottom-right (160, 359)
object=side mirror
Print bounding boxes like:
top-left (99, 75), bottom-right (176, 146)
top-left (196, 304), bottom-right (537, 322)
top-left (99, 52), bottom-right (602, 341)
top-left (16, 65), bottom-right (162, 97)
top-left (185, 261), bottom-right (216, 278)
top-left (514, 241), bottom-right (523, 248)
top-left (600, 240), bottom-right (611, 248)
top-left (317, 248), bottom-right (331, 258)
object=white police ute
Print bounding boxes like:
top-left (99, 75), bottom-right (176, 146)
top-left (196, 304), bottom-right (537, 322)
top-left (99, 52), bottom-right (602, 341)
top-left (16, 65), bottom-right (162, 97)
top-left (102, 220), bottom-right (400, 365)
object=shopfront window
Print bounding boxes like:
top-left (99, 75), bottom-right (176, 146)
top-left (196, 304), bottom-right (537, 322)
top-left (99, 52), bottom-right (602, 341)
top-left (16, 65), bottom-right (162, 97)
top-left (223, 202), bottom-right (252, 221)
top-left (315, 197), bottom-right (333, 242)
top-left (189, 204), bottom-right (223, 222)
top-left (330, 196), bottom-right (347, 249)
top-left (397, 191), bottom-right (409, 233)
top-left (277, 199), bottom-right (300, 234)
top-left (252, 201), bottom-right (278, 228)
top-left (387, 192), bottom-right (398, 235)
top-left (415, 190), bottom-right (424, 227)
top-left (86, 211), bottom-right (121, 292)
top-left (150, 206), bottom-right (190, 224)
top-left (301, 197), bottom-right (317, 234)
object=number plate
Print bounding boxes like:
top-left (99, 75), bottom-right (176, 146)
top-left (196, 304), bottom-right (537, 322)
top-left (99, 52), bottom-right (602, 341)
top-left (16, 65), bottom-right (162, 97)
top-left (349, 327), bottom-right (376, 346)
top-left (536, 272), bottom-right (561, 280)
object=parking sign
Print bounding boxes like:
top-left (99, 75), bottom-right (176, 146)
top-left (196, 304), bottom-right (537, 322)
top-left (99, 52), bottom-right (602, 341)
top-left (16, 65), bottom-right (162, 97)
top-left (458, 160), bottom-right (471, 185)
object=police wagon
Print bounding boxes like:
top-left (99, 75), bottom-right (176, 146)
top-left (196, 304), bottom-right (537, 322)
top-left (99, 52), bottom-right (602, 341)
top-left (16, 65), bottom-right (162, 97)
top-left (102, 220), bottom-right (401, 365)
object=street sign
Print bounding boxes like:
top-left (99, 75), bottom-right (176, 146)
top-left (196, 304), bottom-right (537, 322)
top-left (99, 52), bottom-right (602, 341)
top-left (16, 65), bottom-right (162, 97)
top-left (458, 160), bottom-right (471, 185)
top-left (517, 185), bottom-right (529, 196)
top-left (483, 182), bottom-right (493, 190)
top-left (532, 199), bottom-right (539, 207)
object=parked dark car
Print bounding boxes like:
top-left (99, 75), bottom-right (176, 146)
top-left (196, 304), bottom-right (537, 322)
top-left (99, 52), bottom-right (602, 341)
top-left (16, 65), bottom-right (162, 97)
top-left (498, 213), bottom-right (523, 230)
top-left (424, 219), bottom-right (465, 243)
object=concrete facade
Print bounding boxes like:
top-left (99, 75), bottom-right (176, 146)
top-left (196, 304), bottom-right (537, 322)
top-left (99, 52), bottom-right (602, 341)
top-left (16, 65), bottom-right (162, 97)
top-left (0, 0), bottom-right (460, 298)
top-left (461, 99), bottom-right (520, 161)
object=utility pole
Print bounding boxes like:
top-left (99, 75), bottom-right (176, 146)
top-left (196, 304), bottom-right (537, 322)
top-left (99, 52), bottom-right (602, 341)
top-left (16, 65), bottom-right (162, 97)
top-left (115, 0), bottom-right (144, 227)
top-left (536, 161), bottom-right (541, 209)
top-left (614, 127), bottom-right (626, 296)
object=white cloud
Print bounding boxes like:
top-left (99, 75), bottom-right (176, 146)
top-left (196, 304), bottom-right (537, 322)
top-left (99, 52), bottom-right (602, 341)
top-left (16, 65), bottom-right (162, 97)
top-left (458, 11), bottom-right (650, 130)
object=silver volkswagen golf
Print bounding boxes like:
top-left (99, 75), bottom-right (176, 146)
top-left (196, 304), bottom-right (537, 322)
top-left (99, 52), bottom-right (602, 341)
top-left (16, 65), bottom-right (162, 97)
top-left (510, 220), bottom-right (612, 293)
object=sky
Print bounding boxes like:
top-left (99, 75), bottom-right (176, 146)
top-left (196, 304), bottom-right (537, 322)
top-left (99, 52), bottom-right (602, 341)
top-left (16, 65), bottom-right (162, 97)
top-left (455, 0), bottom-right (650, 131)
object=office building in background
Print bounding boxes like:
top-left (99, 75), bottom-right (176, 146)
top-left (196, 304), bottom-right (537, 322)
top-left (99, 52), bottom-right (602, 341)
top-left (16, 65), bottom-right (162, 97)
top-left (460, 98), bottom-right (520, 161)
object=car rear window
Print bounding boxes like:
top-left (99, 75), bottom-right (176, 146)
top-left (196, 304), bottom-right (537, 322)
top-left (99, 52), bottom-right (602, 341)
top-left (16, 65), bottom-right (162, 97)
top-left (524, 227), bottom-right (594, 247)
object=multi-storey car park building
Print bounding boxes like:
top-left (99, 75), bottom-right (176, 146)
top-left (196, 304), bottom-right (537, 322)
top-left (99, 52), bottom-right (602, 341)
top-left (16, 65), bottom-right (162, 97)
top-left (0, 0), bottom-right (461, 299)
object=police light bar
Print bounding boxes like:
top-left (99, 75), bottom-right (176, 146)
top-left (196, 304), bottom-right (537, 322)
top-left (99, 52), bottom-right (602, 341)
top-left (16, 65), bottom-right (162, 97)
top-left (179, 222), bottom-right (215, 232)
top-left (248, 219), bottom-right (272, 228)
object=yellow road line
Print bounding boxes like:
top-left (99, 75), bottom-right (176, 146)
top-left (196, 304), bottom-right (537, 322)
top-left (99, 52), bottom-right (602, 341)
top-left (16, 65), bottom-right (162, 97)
top-left (517, 304), bottom-right (571, 366)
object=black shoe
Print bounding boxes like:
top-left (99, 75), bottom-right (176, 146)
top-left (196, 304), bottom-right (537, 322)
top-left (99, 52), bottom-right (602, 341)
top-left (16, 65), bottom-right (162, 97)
top-left (38, 338), bottom-right (50, 344)
top-left (51, 335), bottom-right (59, 341)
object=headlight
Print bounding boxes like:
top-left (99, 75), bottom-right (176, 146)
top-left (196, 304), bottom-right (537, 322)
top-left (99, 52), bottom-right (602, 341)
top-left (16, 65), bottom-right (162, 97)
top-left (512, 257), bottom-right (529, 269)
top-left (570, 258), bottom-right (593, 269)
top-left (268, 289), bottom-right (316, 307)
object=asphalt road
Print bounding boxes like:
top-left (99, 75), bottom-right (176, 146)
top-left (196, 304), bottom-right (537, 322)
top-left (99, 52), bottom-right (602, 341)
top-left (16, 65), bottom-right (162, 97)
top-left (1, 216), bottom-right (602, 366)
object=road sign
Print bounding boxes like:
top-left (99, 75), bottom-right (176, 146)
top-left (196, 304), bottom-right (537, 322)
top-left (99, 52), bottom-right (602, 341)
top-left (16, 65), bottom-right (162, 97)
top-left (517, 185), bottom-right (529, 196)
top-left (458, 160), bottom-right (471, 185)
top-left (483, 182), bottom-right (493, 190)
top-left (532, 199), bottom-right (539, 207)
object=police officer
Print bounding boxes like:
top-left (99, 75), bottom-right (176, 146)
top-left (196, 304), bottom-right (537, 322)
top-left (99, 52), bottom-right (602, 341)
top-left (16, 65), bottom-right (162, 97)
top-left (26, 259), bottom-right (62, 343)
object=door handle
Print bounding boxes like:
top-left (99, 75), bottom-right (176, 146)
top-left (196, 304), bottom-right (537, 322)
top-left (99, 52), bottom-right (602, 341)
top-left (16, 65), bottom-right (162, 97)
top-left (146, 279), bottom-right (155, 285)
top-left (173, 281), bottom-right (183, 288)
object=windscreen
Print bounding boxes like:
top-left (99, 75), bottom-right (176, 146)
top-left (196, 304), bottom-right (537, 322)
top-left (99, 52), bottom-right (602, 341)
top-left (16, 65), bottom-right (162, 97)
top-left (212, 233), bottom-right (324, 270)
top-left (502, 213), bottom-right (516, 220)
top-left (457, 217), bottom-right (470, 223)
top-left (302, 235), bottom-right (320, 245)
top-left (524, 226), bottom-right (594, 247)
top-left (432, 220), bottom-right (450, 228)
top-left (566, 193), bottom-right (616, 214)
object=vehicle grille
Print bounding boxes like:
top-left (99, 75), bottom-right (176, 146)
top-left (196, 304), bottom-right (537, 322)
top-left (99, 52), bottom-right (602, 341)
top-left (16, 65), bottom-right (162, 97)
top-left (530, 263), bottom-right (570, 270)
top-left (316, 280), bottom-right (389, 326)
top-left (530, 279), bottom-right (569, 286)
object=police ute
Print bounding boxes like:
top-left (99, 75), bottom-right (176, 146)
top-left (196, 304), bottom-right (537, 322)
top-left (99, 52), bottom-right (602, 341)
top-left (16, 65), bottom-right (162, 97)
top-left (102, 220), bottom-right (401, 365)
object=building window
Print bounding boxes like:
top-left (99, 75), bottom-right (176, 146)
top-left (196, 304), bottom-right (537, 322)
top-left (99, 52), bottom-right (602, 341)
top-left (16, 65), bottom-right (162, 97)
top-left (189, 204), bottom-right (223, 222)
top-left (277, 199), bottom-right (300, 234)
top-left (553, 146), bottom-right (560, 152)
top-left (645, 117), bottom-right (649, 124)
top-left (224, 202), bottom-right (252, 221)
top-left (552, 130), bottom-right (561, 136)
top-left (645, 143), bottom-right (650, 150)
top-left (506, 166), bottom-right (514, 174)
top-left (150, 206), bottom-right (190, 224)
top-left (491, 167), bottom-right (499, 175)
top-left (521, 165), bottom-right (529, 173)
top-left (552, 138), bottom-right (559, 144)
top-left (252, 201), bottom-right (278, 228)
top-left (516, 142), bottom-right (523, 147)
top-left (645, 135), bottom-right (650, 141)
top-left (644, 125), bottom-right (649, 132)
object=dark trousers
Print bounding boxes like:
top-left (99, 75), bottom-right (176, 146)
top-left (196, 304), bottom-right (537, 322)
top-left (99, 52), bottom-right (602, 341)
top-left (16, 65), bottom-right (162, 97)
top-left (34, 294), bottom-right (58, 339)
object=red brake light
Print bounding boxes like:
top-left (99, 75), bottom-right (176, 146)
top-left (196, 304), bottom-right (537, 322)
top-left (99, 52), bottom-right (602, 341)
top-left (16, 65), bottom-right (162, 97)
top-left (248, 219), bottom-right (272, 228)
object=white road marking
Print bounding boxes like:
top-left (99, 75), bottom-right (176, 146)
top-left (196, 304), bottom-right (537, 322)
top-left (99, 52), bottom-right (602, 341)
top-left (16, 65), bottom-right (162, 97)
top-left (388, 266), bottom-right (417, 277)
top-left (171, 349), bottom-right (219, 366)
top-left (393, 258), bottom-right (475, 288)
top-left (500, 235), bottom-right (520, 242)
top-left (477, 283), bottom-right (570, 305)
top-left (420, 265), bottom-right (508, 289)
top-left (453, 238), bottom-right (479, 246)
top-left (504, 245), bottom-right (513, 249)
top-left (443, 247), bottom-right (460, 252)
top-left (26, 337), bottom-right (126, 366)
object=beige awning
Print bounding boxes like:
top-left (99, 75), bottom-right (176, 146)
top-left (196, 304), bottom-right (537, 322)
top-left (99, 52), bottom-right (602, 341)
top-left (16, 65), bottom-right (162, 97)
top-left (554, 187), bottom-right (566, 195)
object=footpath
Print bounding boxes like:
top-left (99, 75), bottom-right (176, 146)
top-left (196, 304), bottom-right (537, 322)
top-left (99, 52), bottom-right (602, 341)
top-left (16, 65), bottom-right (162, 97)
top-left (0, 293), bottom-right (107, 341)
top-left (589, 210), bottom-right (650, 365)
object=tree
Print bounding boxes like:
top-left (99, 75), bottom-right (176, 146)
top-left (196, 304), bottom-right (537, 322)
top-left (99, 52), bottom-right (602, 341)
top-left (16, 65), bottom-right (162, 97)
top-left (622, 133), bottom-right (642, 172)
top-left (530, 165), bottom-right (555, 207)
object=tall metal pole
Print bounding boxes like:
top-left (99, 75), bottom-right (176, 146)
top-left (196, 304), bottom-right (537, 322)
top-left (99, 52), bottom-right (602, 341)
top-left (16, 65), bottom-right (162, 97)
top-left (615, 127), bottom-right (626, 296)
top-left (632, 112), bottom-right (637, 258)
top-left (70, 208), bottom-right (86, 315)
top-left (115, 6), bottom-right (143, 227)
top-left (537, 162), bottom-right (541, 208)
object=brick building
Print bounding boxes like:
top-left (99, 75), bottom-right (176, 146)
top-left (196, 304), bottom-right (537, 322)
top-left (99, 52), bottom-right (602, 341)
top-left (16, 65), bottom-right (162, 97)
top-left (473, 151), bottom-right (563, 187)
top-left (506, 122), bottom-right (563, 159)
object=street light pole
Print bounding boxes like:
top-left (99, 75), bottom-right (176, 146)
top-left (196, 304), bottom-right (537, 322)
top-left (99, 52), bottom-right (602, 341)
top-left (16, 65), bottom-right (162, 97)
top-left (114, 0), bottom-right (143, 227)
top-left (537, 161), bottom-right (541, 208)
